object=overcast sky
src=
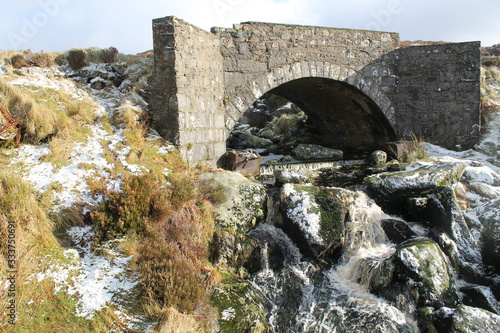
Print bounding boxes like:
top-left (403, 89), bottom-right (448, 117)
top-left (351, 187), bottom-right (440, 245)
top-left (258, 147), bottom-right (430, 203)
top-left (1, 0), bottom-right (499, 54)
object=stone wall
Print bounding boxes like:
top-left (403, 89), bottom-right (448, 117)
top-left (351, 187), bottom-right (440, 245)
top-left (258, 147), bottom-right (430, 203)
top-left (148, 17), bottom-right (226, 163)
top-left (389, 42), bottom-right (481, 149)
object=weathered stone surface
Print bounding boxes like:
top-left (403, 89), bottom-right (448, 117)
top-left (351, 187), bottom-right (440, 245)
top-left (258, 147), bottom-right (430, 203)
top-left (449, 305), bottom-right (500, 333)
top-left (227, 130), bottom-right (272, 149)
top-left (198, 171), bottom-right (266, 234)
top-left (199, 171), bottom-right (266, 269)
top-left (381, 219), bottom-right (417, 244)
top-left (461, 284), bottom-right (500, 315)
top-left (279, 184), bottom-right (347, 259)
top-left (211, 278), bottom-right (268, 333)
top-left (394, 238), bottom-right (458, 307)
top-left (292, 144), bottom-right (343, 161)
top-left (365, 162), bottom-right (466, 213)
top-left (274, 169), bottom-right (309, 186)
top-left (480, 198), bottom-right (500, 273)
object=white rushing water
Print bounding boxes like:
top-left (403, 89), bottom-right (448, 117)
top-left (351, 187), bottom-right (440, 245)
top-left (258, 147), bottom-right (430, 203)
top-left (249, 190), bottom-right (419, 333)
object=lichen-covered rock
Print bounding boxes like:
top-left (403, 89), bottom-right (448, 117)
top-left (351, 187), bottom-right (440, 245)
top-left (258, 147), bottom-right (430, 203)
top-left (394, 239), bottom-right (458, 307)
top-left (292, 143), bottom-right (343, 161)
top-left (210, 230), bottom-right (256, 270)
top-left (279, 184), bottom-right (347, 259)
top-left (199, 171), bottom-right (266, 234)
top-left (199, 171), bottom-right (266, 270)
top-left (211, 278), bottom-right (269, 333)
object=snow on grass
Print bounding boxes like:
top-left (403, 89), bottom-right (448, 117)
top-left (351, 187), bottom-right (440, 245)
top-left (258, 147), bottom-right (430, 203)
top-left (30, 226), bottom-right (138, 321)
top-left (66, 226), bottom-right (137, 319)
top-left (9, 67), bottom-right (88, 100)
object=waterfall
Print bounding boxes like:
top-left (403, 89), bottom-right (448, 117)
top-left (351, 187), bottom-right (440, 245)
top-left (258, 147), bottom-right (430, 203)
top-left (249, 189), bottom-right (419, 333)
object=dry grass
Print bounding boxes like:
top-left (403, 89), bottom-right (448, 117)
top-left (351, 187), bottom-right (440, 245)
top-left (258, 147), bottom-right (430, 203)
top-left (0, 172), bottom-right (110, 331)
top-left (0, 77), bottom-right (96, 144)
top-left (154, 308), bottom-right (205, 333)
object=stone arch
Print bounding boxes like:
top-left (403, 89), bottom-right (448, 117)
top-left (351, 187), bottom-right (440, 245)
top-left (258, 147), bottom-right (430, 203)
top-left (224, 62), bottom-right (397, 154)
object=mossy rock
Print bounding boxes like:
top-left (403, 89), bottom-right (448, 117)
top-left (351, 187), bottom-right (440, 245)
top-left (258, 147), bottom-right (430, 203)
top-left (279, 184), bottom-right (347, 260)
top-left (394, 238), bottom-right (458, 307)
top-left (211, 278), bottom-right (269, 333)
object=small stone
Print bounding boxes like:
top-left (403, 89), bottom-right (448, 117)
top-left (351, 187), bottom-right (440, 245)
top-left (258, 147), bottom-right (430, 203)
top-left (368, 150), bottom-right (387, 166)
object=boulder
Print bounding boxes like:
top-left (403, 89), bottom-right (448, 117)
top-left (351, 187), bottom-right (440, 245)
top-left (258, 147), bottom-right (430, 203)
top-left (413, 186), bottom-right (484, 281)
top-left (394, 238), bottom-right (458, 307)
top-left (198, 171), bottom-right (266, 269)
top-left (280, 184), bottom-right (347, 259)
top-left (381, 219), bottom-right (417, 244)
top-left (365, 162), bottom-right (466, 215)
top-left (461, 284), bottom-right (500, 315)
top-left (292, 144), bottom-right (343, 161)
top-left (211, 278), bottom-right (269, 333)
top-left (227, 130), bottom-right (273, 149)
top-left (198, 171), bottom-right (266, 234)
top-left (448, 305), bottom-right (500, 333)
top-left (480, 198), bottom-right (500, 273)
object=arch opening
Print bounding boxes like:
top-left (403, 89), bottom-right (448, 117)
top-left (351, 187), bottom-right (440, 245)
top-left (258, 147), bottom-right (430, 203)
top-left (226, 78), bottom-right (397, 162)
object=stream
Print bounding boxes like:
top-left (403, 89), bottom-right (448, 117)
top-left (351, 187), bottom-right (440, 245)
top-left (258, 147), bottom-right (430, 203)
top-left (247, 189), bottom-right (419, 333)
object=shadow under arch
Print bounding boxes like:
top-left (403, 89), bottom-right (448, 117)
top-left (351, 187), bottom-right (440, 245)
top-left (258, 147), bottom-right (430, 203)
top-left (268, 77), bottom-right (397, 155)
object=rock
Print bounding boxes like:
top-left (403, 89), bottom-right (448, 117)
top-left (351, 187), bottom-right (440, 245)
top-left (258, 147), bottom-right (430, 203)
top-left (227, 130), bottom-right (273, 149)
top-left (210, 230), bottom-right (256, 270)
top-left (274, 169), bottom-right (308, 186)
top-left (292, 144), bottom-right (343, 161)
top-left (123, 63), bottom-right (149, 82)
top-left (0, 65), bottom-right (7, 74)
top-left (381, 219), bottom-right (417, 244)
top-left (394, 238), bottom-right (458, 307)
top-left (90, 77), bottom-right (108, 90)
top-left (211, 278), bottom-right (269, 333)
top-left (198, 171), bottom-right (266, 234)
top-left (355, 256), bottom-right (395, 292)
top-left (461, 284), bottom-right (500, 315)
top-left (480, 198), bottom-right (500, 273)
top-left (279, 184), bottom-right (347, 259)
top-left (365, 162), bottom-right (466, 215)
top-left (198, 171), bottom-right (266, 270)
top-left (423, 186), bottom-right (484, 281)
top-left (368, 150), bottom-right (388, 166)
top-left (449, 305), bottom-right (500, 333)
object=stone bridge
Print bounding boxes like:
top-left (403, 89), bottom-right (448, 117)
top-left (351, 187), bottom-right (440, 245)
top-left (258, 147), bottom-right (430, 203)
top-left (148, 16), bottom-right (481, 164)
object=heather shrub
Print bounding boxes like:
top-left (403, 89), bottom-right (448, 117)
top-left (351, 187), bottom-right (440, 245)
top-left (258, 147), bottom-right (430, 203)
top-left (99, 47), bottom-right (119, 63)
top-left (11, 54), bottom-right (29, 69)
top-left (68, 49), bottom-right (87, 70)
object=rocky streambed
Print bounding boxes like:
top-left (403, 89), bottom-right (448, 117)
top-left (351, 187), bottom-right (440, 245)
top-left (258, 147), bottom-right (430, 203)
top-left (201, 154), bottom-right (500, 332)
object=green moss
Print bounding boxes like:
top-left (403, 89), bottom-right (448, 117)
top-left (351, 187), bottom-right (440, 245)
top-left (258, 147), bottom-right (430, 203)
top-left (294, 185), bottom-right (346, 253)
top-left (211, 277), bottom-right (268, 333)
